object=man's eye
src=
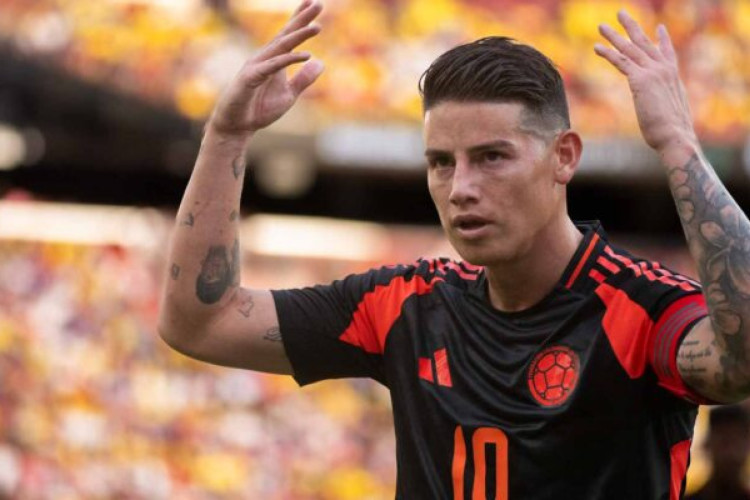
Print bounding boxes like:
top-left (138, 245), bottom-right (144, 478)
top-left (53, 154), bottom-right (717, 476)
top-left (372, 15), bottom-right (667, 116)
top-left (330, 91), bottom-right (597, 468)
top-left (428, 157), bottom-right (454, 168)
top-left (483, 151), bottom-right (503, 163)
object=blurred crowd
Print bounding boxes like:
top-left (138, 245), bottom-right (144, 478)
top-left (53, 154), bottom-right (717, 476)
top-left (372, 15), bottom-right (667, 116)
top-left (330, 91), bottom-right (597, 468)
top-left (2, 0), bottom-right (750, 142)
top-left (0, 239), bottom-right (398, 499)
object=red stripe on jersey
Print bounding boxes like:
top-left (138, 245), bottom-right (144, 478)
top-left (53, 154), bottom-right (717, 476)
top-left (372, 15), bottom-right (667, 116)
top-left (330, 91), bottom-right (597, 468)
top-left (588, 268), bottom-right (606, 283)
top-left (604, 246), bottom-right (642, 277)
top-left (653, 267), bottom-right (701, 289)
top-left (565, 233), bottom-right (600, 289)
top-left (638, 262), bottom-right (695, 291)
top-left (435, 348), bottom-right (453, 387)
top-left (339, 275), bottom-right (439, 354)
top-left (418, 357), bottom-right (434, 382)
top-left (597, 256), bottom-right (621, 274)
top-left (605, 246), bottom-right (697, 291)
top-left (669, 439), bottom-right (691, 500)
top-left (436, 260), bottom-right (482, 280)
top-left (595, 282), bottom-right (653, 378)
top-left (650, 294), bottom-right (708, 402)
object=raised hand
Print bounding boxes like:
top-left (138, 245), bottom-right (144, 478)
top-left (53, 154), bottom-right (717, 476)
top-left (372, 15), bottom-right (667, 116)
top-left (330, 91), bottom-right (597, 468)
top-left (209, 0), bottom-right (324, 136)
top-left (594, 11), bottom-right (698, 155)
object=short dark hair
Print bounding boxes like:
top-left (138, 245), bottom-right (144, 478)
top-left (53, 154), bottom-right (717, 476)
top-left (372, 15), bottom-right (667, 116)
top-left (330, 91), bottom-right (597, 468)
top-left (419, 36), bottom-right (570, 132)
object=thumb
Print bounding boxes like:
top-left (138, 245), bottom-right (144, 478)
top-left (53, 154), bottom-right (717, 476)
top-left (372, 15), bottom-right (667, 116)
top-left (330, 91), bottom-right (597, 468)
top-left (290, 59), bottom-right (325, 97)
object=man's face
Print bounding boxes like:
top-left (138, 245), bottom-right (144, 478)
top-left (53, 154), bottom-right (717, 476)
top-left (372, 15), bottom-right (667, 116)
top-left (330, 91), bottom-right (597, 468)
top-left (424, 101), bottom-right (565, 266)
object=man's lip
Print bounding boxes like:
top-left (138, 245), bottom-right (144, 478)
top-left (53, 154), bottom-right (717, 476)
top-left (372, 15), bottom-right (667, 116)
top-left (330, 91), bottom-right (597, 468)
top-left (450, 215), bottom-right (492, 240)
top-left (451, 215), bottom-right (492, 228)
top-left (454, 223), bottom-right (491, 240)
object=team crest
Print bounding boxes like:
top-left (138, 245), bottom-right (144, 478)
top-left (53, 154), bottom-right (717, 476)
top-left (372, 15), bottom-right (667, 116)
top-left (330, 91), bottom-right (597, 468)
top-left (527, 345), bottom-right (580, 407)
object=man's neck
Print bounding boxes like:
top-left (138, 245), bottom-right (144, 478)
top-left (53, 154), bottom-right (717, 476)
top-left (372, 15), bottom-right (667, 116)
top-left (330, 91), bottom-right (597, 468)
top-left (484, 218), bottom-right (583, 312)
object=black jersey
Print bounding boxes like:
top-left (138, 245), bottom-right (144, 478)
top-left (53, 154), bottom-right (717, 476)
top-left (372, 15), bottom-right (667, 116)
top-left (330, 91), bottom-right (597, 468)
top-left (272, 222), bottom-right (710, 500)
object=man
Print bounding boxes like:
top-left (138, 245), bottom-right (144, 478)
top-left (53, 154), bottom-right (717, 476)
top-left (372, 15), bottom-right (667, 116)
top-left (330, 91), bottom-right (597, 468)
top-left (158, 2), bottom-right (750, 498)
top-left (686, 405), bottom-right (750, 500)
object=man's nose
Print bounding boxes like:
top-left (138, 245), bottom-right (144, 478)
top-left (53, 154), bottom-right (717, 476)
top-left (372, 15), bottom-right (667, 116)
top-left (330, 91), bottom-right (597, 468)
top-left (448, 160), bottom-right (480, 206)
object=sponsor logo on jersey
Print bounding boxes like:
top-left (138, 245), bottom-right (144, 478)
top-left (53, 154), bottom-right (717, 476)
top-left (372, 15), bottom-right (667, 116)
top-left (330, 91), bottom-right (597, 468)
top-left (527, 345), bottom-right (579, 406)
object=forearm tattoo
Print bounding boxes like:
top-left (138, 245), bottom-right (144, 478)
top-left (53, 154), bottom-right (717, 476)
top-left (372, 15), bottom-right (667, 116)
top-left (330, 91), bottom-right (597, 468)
top-left (231, 238), bottom-right (240, 287)
top-left (263, 327), bottom-right (282, 343)
top-left (234, 289), bottom-right (255, 317)
top-left (170, 263), bottom-right (181, 281)
top-left (195, 239), bottom-right (240, 304)
top-left (181, 212), bottom-right (195, 227)
top-left (671, 153), bottom-right (750, 395)
top-left (232, 154), bottom-right (246, 180)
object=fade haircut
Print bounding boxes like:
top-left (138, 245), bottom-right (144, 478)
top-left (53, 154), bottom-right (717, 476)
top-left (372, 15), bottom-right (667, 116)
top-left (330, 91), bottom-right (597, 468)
top-left (419, 37), bottom-right (571, 134)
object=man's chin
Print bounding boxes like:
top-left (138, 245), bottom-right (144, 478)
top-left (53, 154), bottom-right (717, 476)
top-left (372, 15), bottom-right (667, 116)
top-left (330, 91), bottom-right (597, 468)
top-left (451, 240), bottom-right (518, 266)
top-left (452, 244), bottom-right (495, 266)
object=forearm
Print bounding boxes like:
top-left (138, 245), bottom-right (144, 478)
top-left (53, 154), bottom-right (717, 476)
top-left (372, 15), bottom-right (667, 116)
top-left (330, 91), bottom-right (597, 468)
top-left (665, 140), bottom-right (750, 396)
top-left (161, 126), bottom-right (252, 333)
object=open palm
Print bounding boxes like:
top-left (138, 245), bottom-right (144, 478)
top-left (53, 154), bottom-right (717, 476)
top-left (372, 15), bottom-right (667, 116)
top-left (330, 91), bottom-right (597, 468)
top-left (210, 0), bottom-right (324, 135)
top-left (594, 10), bottom-right (697, 153)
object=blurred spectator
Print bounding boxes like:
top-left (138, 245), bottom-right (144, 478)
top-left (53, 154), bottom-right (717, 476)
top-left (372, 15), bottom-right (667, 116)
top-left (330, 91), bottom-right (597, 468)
top-left (0, 235), bottom-right (398, 499)
top-left (685, 405), bottom-right (750, 500)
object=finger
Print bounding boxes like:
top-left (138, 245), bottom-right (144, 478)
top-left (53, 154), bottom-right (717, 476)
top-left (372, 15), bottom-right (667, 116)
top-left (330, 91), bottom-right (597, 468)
top-left (598, 23), bottom-right (649, 67)
top-left (292, 0), bottom-right (312, 16)
top-left (617, 10), bottom-right (661, 61)
top-left (290, 59), bottom-right (325, 96)
top-left (247, 52), bottom-right (311, 86)
top-left (594, 43), bottom-right (637, 76)
top-left (256, 24), bottom-right (320, 61)
top-left (278, 0), bottom-right (323, 38)
top-left (657, 24), bottom-right (678, 65)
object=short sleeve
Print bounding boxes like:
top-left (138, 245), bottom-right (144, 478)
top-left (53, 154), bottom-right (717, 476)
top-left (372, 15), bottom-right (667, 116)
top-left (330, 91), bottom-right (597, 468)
top-left (648, 289), bottom-right (710, 403)
top-left (272, 263), bottom-right (428, 387)
top-left (595, 262), bottom-right (709, 404)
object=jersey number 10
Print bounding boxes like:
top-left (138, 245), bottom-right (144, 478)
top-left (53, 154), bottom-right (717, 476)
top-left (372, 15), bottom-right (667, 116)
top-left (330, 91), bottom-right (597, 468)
top-left (452, 426), bottom-right (509, 500)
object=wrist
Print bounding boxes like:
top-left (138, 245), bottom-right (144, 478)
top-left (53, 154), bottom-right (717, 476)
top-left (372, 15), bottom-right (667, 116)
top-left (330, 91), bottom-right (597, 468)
top-left (657, 134), bottom-right (702, 170)
top-left (203, 121), bottom-right (256, 147)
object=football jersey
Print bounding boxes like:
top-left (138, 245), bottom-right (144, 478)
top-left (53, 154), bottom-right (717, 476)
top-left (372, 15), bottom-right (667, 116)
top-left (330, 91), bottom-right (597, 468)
top-left (272, 222), bottom-right (710, 499)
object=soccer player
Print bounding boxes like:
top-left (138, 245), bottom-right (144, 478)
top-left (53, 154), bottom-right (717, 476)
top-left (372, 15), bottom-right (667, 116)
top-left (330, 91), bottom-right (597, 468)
top-left (158, 2), bottom-right (750, 498)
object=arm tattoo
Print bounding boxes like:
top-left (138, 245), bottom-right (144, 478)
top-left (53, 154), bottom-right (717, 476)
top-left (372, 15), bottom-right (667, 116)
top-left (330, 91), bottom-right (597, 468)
top-left (232, 154), bottom-right (246, 180)
top-left (170, 263), bottom-right (181, 280)
top-left (196, 245), bottom-right (233, 304)
top-left (231, 238), bottom-right (240, 286)
top-left (676, 337), bottom-right (713, 390)
top-left (182, 202), bottom-right (207, 228)
top-left (263, 327), bottom-right (282, 343)
top-left (181, 213), bottom-right (195, 227)
top-left (235, 290), bottom-right (255, 317)
top-left (229, 210), bottom-right (238, 222)
top-left (671, 153), bottom-right (750, 396)
top-left (195, 239), bottom-right (241, 304)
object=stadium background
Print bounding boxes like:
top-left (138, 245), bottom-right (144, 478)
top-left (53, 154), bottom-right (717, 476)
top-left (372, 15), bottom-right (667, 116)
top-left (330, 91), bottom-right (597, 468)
top-left (0, 0), bottom-right (748, 497)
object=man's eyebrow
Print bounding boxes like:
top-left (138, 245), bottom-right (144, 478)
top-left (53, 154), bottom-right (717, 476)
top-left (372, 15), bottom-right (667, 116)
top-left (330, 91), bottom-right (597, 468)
top-left (424, 140), bottom-right (516, 156)
top-left (468, 140), bottom-right (516, 153)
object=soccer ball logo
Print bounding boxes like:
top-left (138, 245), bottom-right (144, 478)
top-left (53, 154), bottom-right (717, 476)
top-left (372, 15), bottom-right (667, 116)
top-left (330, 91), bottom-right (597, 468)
top-left (527, 346), bottom-right (580, 407)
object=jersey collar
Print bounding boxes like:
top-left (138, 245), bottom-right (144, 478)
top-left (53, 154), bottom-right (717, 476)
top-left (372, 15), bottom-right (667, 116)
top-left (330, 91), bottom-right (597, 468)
top-left (557, 220), bottom-right (608, 294)
top-left (468, 221), bottom-right (609, 306)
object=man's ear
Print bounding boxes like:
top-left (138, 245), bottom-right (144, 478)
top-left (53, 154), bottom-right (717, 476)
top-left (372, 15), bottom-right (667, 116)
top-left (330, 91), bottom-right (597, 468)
top-left (553, 130), bottom-right (583, 185)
